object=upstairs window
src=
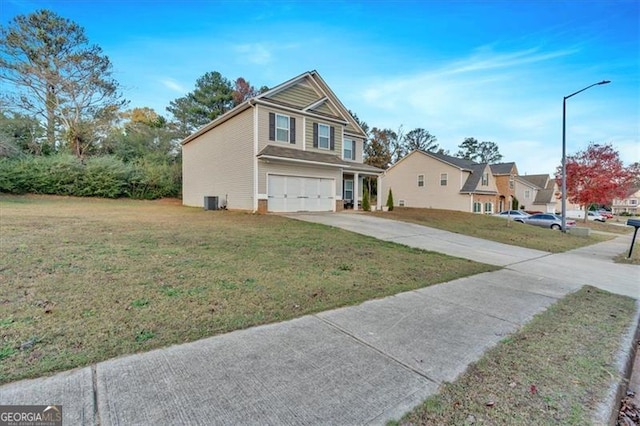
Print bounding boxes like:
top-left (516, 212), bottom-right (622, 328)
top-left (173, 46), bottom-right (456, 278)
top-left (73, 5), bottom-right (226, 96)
top-left (269, 112), bottom-right (295, 144)
top-left (417, 174), bottom-right (424, 187)
top-left (509, 175), bottom-right (515, 189)
top-left (343, 139), bottom-right (355, 160)
top-left (313, 122), bottom-right (335, 150)
top-left (318, 124), bottom-right (330, 149)
top-left (440, 173), bottom-right (448, 186)
top-left (276, 114), bottom-right (289, 142)
top-left (481, 173), bottom-right (489, 186)
top-left (524, 190), bottom-right (531, 199)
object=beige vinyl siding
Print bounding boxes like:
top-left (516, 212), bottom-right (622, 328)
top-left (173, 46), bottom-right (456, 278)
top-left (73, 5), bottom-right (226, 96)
top-left (257, 105), bottom-right (303, 152)
top-left (258, 161), bottom-right (342, 198)
top-left (182, 108), bottom-right (254, 209)
top-left (313, 102), bottom-right (337, 116)
top-left (305, 119), bottom-right (343, 154)
top-left (268, 81), bottom-right (320, 108)
top-left (380, 151), bottom-right (471, 211)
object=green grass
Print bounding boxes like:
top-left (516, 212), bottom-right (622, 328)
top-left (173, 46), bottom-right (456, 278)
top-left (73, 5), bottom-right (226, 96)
top-left (0, 195), bottom-right (498, 384)
top-left (391, 286), bottom-right (637, 426)
top-left (372, 208), bottom-right (615, 252)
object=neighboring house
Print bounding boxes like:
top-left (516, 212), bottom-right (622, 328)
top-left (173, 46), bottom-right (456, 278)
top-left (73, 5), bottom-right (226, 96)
top-left (181, 71), bottom-right (383, 213)
top-left (379, 150), bottom-right (501, 214)
top-left (515, 174), bottom-right (580, 213)
top-left (490, 162), bottom-right (518, 213)
top-left (612, 188), bottom-right (640, 215)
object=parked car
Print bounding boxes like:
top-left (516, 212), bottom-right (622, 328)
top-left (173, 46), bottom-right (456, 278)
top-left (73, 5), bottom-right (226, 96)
top-left (596, 209), bottom-right (613, 219)
top-left (587, 211), bottom-right (606, 222)
top-left (494, 210), bottom-right (530, 219)
top-left (515, 213), bottom-right (576, 230)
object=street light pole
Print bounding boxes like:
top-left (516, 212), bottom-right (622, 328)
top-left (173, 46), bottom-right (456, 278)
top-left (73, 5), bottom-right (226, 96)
top-left (561, 80), bottom-right (611, 232)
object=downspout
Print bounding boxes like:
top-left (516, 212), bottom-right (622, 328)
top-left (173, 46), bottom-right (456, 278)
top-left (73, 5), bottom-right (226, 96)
top-left (250, 99), bottom-right (259, 213)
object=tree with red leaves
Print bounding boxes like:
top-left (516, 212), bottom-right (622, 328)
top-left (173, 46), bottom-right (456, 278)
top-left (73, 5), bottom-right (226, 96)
top-left (555, 143), bottom-right (637, 221)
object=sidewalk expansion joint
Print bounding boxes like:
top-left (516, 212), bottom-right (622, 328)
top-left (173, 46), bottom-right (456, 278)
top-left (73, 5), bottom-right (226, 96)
top-left (313, 315), bottom-right (439, 385)
top-left (504, 252), bottom-right (554, 267)
top-left (91, 365), bottom-right (101, 425)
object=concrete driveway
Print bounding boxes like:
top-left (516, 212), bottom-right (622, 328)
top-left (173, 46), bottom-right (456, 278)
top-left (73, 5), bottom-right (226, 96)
top-left (286, 212), bottom-right (550, 267)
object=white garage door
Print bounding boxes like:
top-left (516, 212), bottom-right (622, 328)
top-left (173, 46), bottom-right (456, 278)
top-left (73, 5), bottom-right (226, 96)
top-left (268, 175), bottom-right (334, 212)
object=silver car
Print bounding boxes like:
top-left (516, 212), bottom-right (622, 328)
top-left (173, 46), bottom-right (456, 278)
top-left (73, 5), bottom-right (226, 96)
top-left (494, 210), bottom-right (530, 219)
top-left (515, 213), bottom-right (576, 230)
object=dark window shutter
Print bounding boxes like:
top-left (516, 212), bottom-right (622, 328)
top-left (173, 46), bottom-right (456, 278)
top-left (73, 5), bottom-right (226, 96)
top-left (268, 113), bottom-right (275, 141)
top-left (313, 123), bottom-right (318, 148)
top-left (352, 140), bottom-right (357, 160)
top-left (290, 117), bottom-right (296, 144)
top-left (330, 126), bottom-right (335, 151)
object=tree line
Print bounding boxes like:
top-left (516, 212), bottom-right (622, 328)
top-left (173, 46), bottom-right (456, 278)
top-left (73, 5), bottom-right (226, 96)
top-left (3, 9), bottom-right (635, 207)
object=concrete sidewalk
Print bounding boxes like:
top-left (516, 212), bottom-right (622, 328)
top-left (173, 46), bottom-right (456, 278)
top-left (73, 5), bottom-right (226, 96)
top-left (1, 217), bottom-right (638, 425)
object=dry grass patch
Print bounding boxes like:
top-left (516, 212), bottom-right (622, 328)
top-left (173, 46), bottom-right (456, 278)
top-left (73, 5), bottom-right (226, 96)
top-left (0, 195), bottom-right (497, 383)
top-left (393, 286), bottom-right (638, 426)
top-left (372, 208), bottom-right (611, 253)
top-left (614, 241), bottom-right (640, 265)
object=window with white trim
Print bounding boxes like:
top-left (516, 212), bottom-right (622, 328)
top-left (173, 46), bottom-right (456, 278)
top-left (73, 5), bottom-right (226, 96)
top-left (484, 202), bottom-right (493, 214)
top-left (473, 202), bottom-right (482, 213)
top-left (524, 190), bottom-right (531, 199)
top-left (276, 114), bottom-right (290, 142)
top-left (399, 200), bottom-right (405, 207)
top-left (481, 173), bottom-right (489, 186)
top-left (630, 199), bottom-right (638, 205)
top-left (440, 173), bottom-right (448, 186)
top-left (509, 176), bottom-right (515, 189)
top-left (344, 180), bottom-right (353, 201)
top-left (318, 124), bottom-right (330, 150)
top-left (343, 139), bottom-right (355, 160)
top-left (417, 174), bottom-right (424, 187)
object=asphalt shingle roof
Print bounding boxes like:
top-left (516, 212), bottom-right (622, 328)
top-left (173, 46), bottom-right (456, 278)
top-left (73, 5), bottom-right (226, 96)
top-left (257, 145), bottom-right (384, 173)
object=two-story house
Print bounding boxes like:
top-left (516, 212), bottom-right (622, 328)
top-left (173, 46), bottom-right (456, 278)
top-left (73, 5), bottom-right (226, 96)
top-left (379, 150), bottom-right (502, 213)
top-left (181, 71), bottom-right (383, 212)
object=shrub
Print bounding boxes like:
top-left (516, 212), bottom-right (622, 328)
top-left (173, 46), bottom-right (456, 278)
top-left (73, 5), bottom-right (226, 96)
top-left (362, 189), bottom-right (371, 211)
top-left (386, 188), bottom-right (394, 211)
top-left (0, 154), bottom-right (181, 199)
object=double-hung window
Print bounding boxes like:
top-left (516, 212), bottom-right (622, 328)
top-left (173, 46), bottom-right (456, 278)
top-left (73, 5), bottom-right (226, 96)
top-left (276, 114), bottom-right (290, 142)
top-left (417, 174), bottom-right (424, 187)
top-left (481, 173), bottom-right (489, 186)
top-left (343, 139), bottom-right (355, 160)
top-left (318, 124), bottom-right (330, 150)
top-left (440, 173), bottom-right (448, 186)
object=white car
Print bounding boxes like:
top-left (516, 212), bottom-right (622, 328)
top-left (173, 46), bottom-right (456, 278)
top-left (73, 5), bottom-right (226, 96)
top-left (587, 211), bottom-right (606, 222)
top-left (494, 210), bottom-right (530, 219)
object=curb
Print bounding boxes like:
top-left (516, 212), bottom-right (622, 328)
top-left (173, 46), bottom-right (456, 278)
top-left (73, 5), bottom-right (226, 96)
top-left (594, 299), bottom-right (640, 425)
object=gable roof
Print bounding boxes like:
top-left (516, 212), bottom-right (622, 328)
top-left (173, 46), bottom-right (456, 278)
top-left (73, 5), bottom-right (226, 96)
top-left (460, 163), bottom-right (497, 194)
top-left (518, 174), bottom-right (549, 190)
top-left (182, 70), bottom-right (366, 146)
top-left (418, 150), bottom-right (476, 170)
top-left (490, 162), bottom-right (516, 175)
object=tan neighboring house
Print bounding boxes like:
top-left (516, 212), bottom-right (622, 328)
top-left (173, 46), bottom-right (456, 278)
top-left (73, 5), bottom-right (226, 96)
top-left (181, 71), bottom-right (383, 213)
top-left (379, 150), bottom-right (504, 213)
top-left (490, 162), bottom-right (518, 213)
top-left (612, 188), bottom-right (640, 214)
top-left (515, 174), bottom-right (581, 213)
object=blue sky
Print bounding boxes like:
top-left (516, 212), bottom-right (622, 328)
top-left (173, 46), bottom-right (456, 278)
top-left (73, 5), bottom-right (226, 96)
top-left (2, 0), bottom-right (639, 175)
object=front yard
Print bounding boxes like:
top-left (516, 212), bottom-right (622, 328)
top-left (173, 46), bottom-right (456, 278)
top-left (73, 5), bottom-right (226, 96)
top-left (0, 195), bottom-right (497, 384)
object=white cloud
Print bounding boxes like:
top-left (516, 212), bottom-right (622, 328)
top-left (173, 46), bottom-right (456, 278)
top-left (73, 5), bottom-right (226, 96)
top-left (159, 78), bottom-right (187, 93)
top-left (234, 43), bottom-right (272, 65)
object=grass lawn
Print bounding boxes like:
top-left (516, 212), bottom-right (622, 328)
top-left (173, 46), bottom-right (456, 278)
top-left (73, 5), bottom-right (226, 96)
top-left (392, 286), bottom-right (638, 425)
top-left (371, 208), bottom-right (616, 253)
top-left (0, 195), bottom-right (497, 384)
top-left (614, 241), bottom-right (640, 265)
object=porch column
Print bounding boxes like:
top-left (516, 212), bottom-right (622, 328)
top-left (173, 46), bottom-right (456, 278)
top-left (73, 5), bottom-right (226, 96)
top-left (377, 175), bottom-right (382, 210)
top-left (353, 172), bottom-right (360, 211)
